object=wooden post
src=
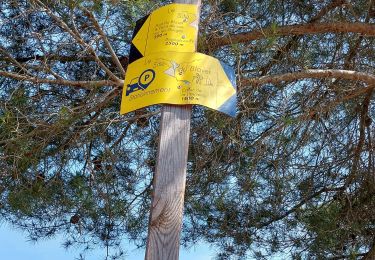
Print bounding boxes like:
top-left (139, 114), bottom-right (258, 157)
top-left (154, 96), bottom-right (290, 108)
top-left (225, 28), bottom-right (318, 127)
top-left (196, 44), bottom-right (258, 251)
top-left (145, 1), bottom-right (201, 260)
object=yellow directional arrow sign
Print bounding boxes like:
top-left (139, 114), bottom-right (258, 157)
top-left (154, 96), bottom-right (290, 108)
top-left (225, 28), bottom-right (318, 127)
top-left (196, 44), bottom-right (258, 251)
top-left (130, 4), bottom-right (199, 59)
top-left (121, 52), bottom-right (237, 117)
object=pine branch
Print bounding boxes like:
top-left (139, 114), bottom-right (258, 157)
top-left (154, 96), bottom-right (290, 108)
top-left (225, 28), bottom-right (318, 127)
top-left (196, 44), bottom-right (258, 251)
top-left (31, 0), bottom-right (122, 84)
top-left (0, 71), bottom-right (120, 88)
top-left (243, 69), bottom-right (375, 87)
top-left (80, 7), bottom-right (126, 77)
top-left (210, 22), bottom-right (375, 49)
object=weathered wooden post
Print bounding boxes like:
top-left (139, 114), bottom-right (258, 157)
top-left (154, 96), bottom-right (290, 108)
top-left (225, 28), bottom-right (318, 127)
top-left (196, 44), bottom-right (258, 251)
top-left (121, 0), bottom-right (235, 258)
top-left (144, 1), bottom-right (201, 260)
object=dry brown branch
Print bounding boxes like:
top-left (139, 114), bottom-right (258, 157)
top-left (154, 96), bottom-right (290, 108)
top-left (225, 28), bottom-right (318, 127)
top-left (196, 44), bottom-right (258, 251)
top-left (342, 88), bottom-right (374, 188)
top-left (298, 86), bottom-right (374, 122)
top-left (0, 71), bottom-right (120, 88)
top-left (252, 0), bottom-right (346, 76)
top-left (211, 22), bottom-right (375, 49)
top-left (81, 7), bottom-right (126, 77)
top-left (30, 0), bottom-right (122, 83)
top-left (256, 187), bottom-right (342, 228)
top-left (310, 0), bottom-right (346, 23)
top-left (0, 54), bottom-right (106, 63)
top-left (0, 48), bottom-right (29, 73)
top-left (243, 69), bottom-right (375, 87)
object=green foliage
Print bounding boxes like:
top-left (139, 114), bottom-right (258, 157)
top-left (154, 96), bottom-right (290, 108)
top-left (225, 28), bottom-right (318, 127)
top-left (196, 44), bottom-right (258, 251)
top-left (7, 177), bottom-right (65, 216)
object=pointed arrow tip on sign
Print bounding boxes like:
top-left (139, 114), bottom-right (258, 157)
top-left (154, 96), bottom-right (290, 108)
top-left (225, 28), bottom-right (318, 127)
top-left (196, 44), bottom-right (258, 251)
top-left (217, 61), bottom-right (237, 117)
top-left (189, 19), bottom-right (199, 30)
top-left (131, 15), bottom-right (151, 57)
top-left (218, 94), bottom-right (237, 117)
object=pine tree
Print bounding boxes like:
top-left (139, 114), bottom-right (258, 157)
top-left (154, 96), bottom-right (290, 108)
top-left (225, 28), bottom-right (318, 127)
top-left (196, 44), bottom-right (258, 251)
top-left (1, 0), bottom-right (374, 258)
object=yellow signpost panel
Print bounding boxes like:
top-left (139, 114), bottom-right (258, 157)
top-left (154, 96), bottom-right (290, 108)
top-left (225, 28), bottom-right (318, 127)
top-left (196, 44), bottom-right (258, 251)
top-left (132, 3), bottom-right (199, 56)
top-left (121, 52), bottom-right (237, 117)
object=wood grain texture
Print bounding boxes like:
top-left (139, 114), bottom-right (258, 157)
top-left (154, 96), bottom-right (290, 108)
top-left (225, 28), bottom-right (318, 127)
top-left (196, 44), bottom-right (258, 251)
top-left (145, 105), bottom-right (192, 260)
top-left (145, 1), bottom-right (201, 260)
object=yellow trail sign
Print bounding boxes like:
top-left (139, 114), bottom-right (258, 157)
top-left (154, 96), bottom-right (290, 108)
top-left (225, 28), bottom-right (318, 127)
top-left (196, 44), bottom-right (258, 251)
top-left (121, 52), bottom-right (237, 117)
top-left (131, 3), bottom-right (199, 58)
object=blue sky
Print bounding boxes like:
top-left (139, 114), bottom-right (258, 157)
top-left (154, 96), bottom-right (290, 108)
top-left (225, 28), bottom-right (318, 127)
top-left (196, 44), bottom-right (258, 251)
top-left (0, 223), bottom-right (215, 260)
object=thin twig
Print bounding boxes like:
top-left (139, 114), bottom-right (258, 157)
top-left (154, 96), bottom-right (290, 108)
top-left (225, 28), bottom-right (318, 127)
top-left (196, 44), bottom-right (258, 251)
top-left (81, 7), bottom-right (126, 77)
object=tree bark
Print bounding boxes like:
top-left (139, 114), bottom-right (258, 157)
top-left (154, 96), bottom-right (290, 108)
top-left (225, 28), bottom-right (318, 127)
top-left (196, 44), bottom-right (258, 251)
top-left (209, 22), bottom-right (375, 50)
top-left (0, 71), bottom-right (119, 88)
top-left (243, 69), bottom-right (375, 87)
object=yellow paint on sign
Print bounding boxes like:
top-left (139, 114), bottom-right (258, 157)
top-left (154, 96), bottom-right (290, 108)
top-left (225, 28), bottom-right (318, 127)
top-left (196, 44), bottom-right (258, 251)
top-left (121, 52), bottom-right (237, 116)
top-left (132, 3), bottom-right (199, 56)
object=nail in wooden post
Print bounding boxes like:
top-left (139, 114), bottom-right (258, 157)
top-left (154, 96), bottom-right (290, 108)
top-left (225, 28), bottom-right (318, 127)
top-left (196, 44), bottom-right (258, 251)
top-left (145, 1), bottom-right (201, 260)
